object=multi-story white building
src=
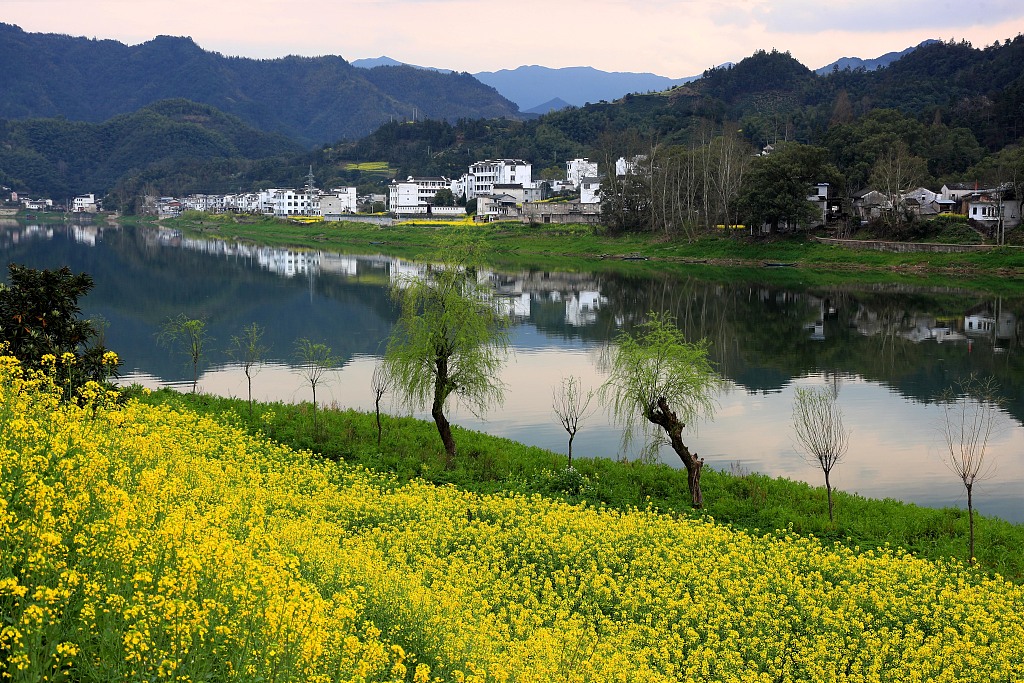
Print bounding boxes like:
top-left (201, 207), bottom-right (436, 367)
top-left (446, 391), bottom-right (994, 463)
top-left (466, 159), bottom-right (531, 199)
top-left (388, 177), bottom-right (453, 213)
top-left (320, 187), bottom-right (359, 218)
top-left (566, 158), bottom-right (598, 189)
top-left (72, 194), bottom-right (98, 213)
top-left (267, 188), bottom-right (319, 217)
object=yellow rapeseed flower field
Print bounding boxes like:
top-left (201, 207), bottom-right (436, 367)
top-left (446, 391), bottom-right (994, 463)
top-left (1, 353), bottom-right (1021, 682)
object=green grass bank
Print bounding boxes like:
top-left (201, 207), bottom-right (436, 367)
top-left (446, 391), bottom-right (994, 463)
top-left (149, 213), bottom-right (1024, 295)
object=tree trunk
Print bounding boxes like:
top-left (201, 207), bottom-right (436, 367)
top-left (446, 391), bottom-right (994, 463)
top-left (568, 432), bottom-right (575, 467)
top-left (375, 396), bottom-right (383, 448)
top-left (432, 401), bottom-right (456, 468)
top-left (433, 355), bottom-right (457, 467)
top-left (649, 396), bottom-right (705, 508)
top-left (967, 483), bottom-right (975, 565)
top-left (824, 470), bottom-right (834, 522)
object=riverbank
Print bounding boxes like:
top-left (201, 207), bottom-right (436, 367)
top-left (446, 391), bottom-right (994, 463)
top-left (136, 387), bottom-right (1024, 582)
top-left (144, 213), bottom-right (1024, 294)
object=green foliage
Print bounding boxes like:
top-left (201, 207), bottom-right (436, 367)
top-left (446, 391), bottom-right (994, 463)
top-left (600, 311), bottom-right (721, 461)
top-left (739, 142), bottom-right (837, 232)
top-left (384, 263), bottom-right (511, 464)
top-left (0, 264), bottom-right (120, 397)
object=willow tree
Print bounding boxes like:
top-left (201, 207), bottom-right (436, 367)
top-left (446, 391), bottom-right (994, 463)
top-left (600, 312), bottom-right (721, 507)
top-left (384, 265), bottom-right (510, 467)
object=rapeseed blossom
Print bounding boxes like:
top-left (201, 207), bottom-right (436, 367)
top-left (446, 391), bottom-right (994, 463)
top-left (1, 354), bottom-right (1021, 682)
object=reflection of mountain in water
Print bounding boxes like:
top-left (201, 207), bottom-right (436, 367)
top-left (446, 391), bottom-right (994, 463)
top-left (3, 222), bottom-right (1022, 424)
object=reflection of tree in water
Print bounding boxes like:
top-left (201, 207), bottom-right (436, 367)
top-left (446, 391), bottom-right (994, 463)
top-left (588, 270), bottom-right (1024, 423)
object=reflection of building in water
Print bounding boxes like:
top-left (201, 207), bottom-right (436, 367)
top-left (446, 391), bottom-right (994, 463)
top-left (565, 291), bottom-right (607, 327)
top-left (318, 254), bottom-right (358, 277)
top-left (852, 305), bottom-right (971, 344)
top-left (804, 296), bottom-right (836, 341)
top-left (71, 225), bottom-right (99, 246)
top-left (494, 293), bottom-right (531, 318)
top-left (965, 311), bottom-right (1016, 341)
top-left (257, 250), bottom-right (318, 278)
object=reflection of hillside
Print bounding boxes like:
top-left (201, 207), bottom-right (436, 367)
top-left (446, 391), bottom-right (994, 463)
top-left (4, 223), bottom-right (1023, 423)
top-left (593, 273), bottom-right (1024, 422)
top-left (1, 224), bottom-right (399, 384)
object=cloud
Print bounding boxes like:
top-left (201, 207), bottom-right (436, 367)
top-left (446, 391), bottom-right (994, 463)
top-left (747, 0), bottom-right (1024, 33)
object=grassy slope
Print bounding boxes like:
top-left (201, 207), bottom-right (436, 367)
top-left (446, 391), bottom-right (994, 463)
top-left (136, 389), bottom-right (1024, 582)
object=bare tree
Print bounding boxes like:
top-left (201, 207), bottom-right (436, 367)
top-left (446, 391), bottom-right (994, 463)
top-left (370, 361), bottom-right (391, 448)
top-left (792, 386), bottom-right (849, 522)
top-left (938, 375), bottom-right (1003, 565)
top-left (157, 313), bottom-right (212, 393)
top-left (552, 375), bottom-right (596, 467)
top-left (227, 322), bottom-right (269, 416)
top-left (294, 338), bottom-right (338, 434)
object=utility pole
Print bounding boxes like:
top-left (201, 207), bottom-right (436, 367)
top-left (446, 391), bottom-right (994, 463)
top-left (306, 165), bottom-right (316, 216)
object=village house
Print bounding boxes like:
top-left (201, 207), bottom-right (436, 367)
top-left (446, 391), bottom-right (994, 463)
top-left (319, 187), bottom-right (359, 219)
top-left (580, 177), bottom-right (602, 204)
top-left (565, 158), bottom-right (598, 189)
top-left (388, 176), bottom-right (465, 216)
top-left (72, 194), bottom-right (98, 213)
top-left (963, 189), bottom-right (1021, 233)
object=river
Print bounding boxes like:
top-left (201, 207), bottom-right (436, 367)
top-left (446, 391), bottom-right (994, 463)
top-left (4, 220), bottom-right (1023, 522)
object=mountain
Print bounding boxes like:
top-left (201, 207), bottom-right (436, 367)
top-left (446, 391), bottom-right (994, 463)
top-left (351, 56), bottom-right (450, 73)
top-left (472, 65), bottom-right (700, 111)
top-left (0, 99), bottom-right (303, 201)
top-left (524, 98), bottom-right (573, 115)
top-left (814, 40), bottom-right (938, 75)
top-left (0, 23), bottom-right (519, 146)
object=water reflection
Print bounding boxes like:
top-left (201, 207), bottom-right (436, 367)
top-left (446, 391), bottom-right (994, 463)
top-left (3, 221), bottom-right (1023, 521)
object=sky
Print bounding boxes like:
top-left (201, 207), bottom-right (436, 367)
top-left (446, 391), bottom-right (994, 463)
top-left (2, 0), bottom-right (1023, 76)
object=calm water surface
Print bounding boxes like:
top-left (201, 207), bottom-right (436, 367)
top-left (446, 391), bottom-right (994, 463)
top-left (4, 221), bottom-right (1023, 521)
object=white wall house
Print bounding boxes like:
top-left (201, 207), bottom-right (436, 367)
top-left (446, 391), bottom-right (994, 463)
top-left (451, 174), bottom-right (469, 201)
top-left (388, 177), bottom-right (453, 214)
top-left (320, 187), bottom-right (359, 218)
top-left (941, 183), bottom-right (978, 202)
top-left (965, 193), bottom-right (1021, 231)
top-left (467, 160), bottom-right (532, 199)
top-left (72, 194), bottom-right (98, 213)
top-left (566, 158), bottom-right (598, 189)
top-left (615, 155), bottom-right (647, 177)
top-left (580, 177), bottom-right (601, 204)
top-left (269, 188), bottom-right (319, 217)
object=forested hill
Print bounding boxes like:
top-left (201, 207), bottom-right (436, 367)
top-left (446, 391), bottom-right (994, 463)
top-left (0, 99), bottom-right (303, 203)
top-left (0, 23), bottom-right (521, 146)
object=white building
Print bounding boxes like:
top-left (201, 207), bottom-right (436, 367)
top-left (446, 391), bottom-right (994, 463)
top-left (965, 192), bottom-right (1022, 231)
top-left (615, 155), bottom-right (648, 177)
top-left (566, 158), bottom-right (598, 189)
top-left (268, 188), bottom-right (319, 217)
top-left (580, 177), bottom-right (601, 204)
top-left (467, 159), bottom-right (532, 199)
top-left (388, 177), bottom-right (454, 214)
top-left (72, 194), bottom-right (98, 213)
top-left (320, 187), bottom-right (359, 218)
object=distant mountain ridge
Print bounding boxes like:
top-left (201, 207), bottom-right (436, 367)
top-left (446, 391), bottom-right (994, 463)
top-left (0, 23), bottom-right (519, 146)
top-left (352, 42), bottom-right (934, 113)
top-left (814, 40), bottom-right (938, 75)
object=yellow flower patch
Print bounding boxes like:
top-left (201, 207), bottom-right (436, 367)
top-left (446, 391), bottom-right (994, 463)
top-left (1, 354), bottom-right (1021, 682)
